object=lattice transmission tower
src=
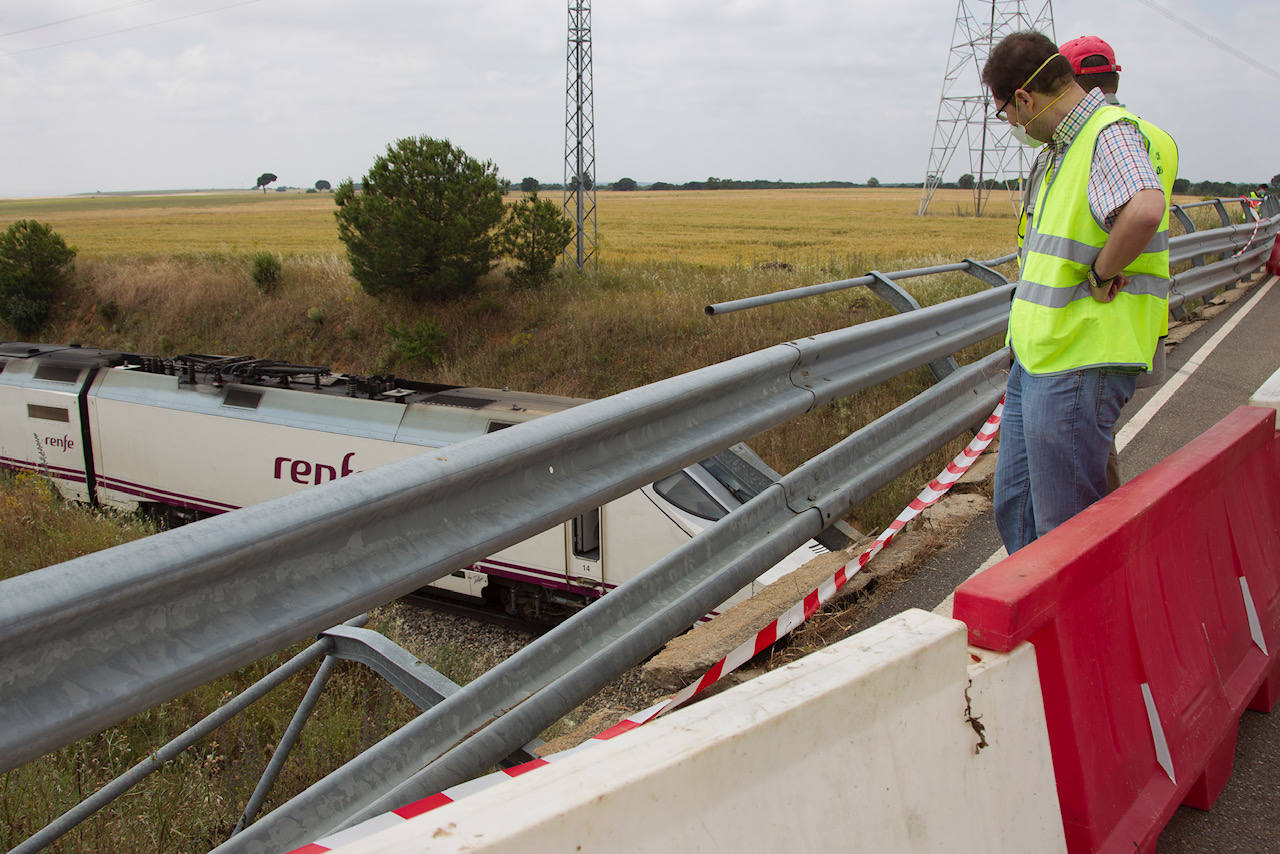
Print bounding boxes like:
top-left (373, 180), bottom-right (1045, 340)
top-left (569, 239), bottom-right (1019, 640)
top-left (918, 1), bottom-right (1055, 217)
top-left (563, 0), bottom-right (597, 269)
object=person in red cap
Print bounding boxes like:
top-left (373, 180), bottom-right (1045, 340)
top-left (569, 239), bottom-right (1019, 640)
top-left (1061, 35), bottom-right (1123, 106)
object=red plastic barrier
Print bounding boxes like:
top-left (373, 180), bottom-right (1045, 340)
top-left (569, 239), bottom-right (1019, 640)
top-left (1267, 234), bottom-right (1280, 276)
top-left (954, 406), bottom-right (1280, 854)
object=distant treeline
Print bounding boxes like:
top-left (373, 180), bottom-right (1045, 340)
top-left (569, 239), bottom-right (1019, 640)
top-left (520, 176), bottom-right (1272, 196)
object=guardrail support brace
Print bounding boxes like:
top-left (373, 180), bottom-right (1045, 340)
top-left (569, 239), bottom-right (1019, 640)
top-left (867, 271), bottom-right (959, 383)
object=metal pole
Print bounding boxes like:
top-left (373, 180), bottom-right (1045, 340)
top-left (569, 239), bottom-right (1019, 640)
top-left (232, 654), bottom-right (339, 835)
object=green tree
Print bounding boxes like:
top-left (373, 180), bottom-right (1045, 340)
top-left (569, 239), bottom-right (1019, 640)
top-left (315, 179), bottom-right (331, 191)
top-left (1172, 178), bottom-right (1191, 195)
top-left (0, 220), bottom-right (76, 335)
top-left (334, 136), bottom-right (506, 300)
top-left (500, 192), bottom-right (574, 286)
top-left (1271, 174), bottom-right (1280, 190)
top-left (866, 177), bottom-right (880, 187)
top-left (520, 176), bottom-right (540, 193)
top-left (255, 173), bottom-right (277, 193)
top-left (957, 173), bottom-right (976, 190)
top-left (612, 177), bottom-right (638, 191)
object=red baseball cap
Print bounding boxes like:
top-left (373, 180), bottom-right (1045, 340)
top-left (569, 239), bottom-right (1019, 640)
top-left (1060, 36), bottom-right (1121, 75)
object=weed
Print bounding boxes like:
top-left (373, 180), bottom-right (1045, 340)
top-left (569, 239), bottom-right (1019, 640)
top-left (387, 318), bottom-right (447, 366)
top-left (251, 251), bottom-right (282, 294)
top-left (96, 297), bottom-right (121, 325)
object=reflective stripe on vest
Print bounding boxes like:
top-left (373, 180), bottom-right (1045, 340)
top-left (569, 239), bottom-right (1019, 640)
top-left (1010, 103), bottom-right (1178, 374)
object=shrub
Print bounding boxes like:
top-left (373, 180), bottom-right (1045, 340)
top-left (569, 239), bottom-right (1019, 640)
top-left (334, 136), bottom-right (506, 301)
top-left (251, 251), bottom-right (282, 293)
top-left (97, 297), bottom-right (121, 325)
top-left (500, 192), bottom-right (575, 286)
top-left (0, 220), bottom-right (76, 335)
top-left (387, 318), bottom-right (447, 366)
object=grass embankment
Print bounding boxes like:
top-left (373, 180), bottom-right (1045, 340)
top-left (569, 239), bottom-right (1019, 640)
top-left (0, 188), bottom-right (1018, 850)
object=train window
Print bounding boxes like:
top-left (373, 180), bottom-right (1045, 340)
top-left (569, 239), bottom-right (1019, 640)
top-left (34, 364), bottom-right (80, 384)
top-left (28, 404), bottom-right (70, 422)
top-left (572, 509), bottom-right (601, 561)
top-left (223, 388), bottom-right (263, 409)
top-left (653, 472), bottom-right (726, 522)
top-left (486, 421), bottom-right (516, 433)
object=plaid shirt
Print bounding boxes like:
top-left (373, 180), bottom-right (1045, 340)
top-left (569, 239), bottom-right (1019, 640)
top-left (1043, 88), bottom-right (1162, 229)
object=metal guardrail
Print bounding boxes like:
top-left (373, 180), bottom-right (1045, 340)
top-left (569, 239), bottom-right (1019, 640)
top-left (1168, 196), bottom-right (1279, 307)
top-left (706, 196), bottom-right (1279, 317)
top-left (217, 349), bottom-right (1011, 853)
top-left (3, 196), bottom-right (1275, 852)
top-left (0, 283), bottom-right (1017, 777)
top-left (704, 253), bottom-right (1018, 316)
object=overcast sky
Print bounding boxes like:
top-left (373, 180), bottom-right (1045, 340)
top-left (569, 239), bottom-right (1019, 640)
top-left (2, 0), bottom-right (1276, 197)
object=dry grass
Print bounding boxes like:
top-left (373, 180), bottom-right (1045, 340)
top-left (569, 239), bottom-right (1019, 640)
top-left (0, 474), bottom-right (443, 852)
top-left (0, 192), bottom-right (342, 257)
top-left (0, 471), bottom-right (157, 581)
top-left (7, 187), bottom-right (1022, 529)
top-left (596, 188), bottom-right (1016, 266)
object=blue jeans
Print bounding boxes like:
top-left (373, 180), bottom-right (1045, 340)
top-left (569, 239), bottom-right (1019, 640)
top-left (994, 356), bottom-right (1137, 554)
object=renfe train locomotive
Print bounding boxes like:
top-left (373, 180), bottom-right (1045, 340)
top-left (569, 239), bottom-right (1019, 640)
top-left (0, 342), bottom-right (834, 620)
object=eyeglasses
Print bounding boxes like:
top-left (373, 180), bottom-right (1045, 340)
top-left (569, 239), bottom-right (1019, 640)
top-left (992, 92), bottom-right (1016, 123)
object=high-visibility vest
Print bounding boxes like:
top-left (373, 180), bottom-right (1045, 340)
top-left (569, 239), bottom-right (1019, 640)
top-left (1011, 104), bottom-right (1178, 374)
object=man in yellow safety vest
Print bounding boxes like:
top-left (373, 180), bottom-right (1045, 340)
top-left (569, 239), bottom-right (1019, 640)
top-left (983, 31), bottom-right (1176, 553)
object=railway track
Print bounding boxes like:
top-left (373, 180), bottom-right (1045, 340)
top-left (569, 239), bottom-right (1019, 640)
top-left (401, 588), bottom-right (550, 636)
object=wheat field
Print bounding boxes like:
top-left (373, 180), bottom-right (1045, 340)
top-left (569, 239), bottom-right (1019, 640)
top-left (0, 187), bottom-right (1019, 263)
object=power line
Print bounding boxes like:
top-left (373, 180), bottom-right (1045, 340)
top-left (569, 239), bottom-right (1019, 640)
top-left (1132, 0), bottom-right (1280, 82)
top-left (1, 1), bottom-right (163, 39)
top-left (2, 0), bottom-right (269, 56)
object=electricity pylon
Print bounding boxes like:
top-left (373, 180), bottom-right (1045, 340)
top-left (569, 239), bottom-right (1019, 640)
top-left (563, 0), bottom-right (598, 269)
top-left (918, 1), bottom-right (1055, 217)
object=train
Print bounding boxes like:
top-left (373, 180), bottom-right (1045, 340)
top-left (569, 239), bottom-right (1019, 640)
top-left (0, 342), bottom-right (838, 621)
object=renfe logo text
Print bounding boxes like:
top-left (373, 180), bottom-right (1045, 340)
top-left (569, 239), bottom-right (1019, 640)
top-left (273, 452), bottom-right (357, 485)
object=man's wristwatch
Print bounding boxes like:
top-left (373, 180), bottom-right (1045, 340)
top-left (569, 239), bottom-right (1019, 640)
top-left (1089, 263), bottom-right (1115, 289)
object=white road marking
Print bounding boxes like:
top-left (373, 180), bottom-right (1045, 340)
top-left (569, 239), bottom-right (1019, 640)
top-left (1116, 276), bottom-right (1276, 452)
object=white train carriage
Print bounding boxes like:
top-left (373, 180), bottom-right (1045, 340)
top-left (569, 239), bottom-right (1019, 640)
top-left (0, 343), bottom-right (832, 619)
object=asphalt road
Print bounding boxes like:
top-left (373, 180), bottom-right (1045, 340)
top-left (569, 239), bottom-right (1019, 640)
top-left (850, 271), bottom-right (1280, 853)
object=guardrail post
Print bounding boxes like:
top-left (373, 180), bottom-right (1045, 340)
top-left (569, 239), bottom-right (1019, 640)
top-left (866, 271), bottom-right (959, 383)
top-left (961, 259), bottom-right (1011, 289)
top-left (322, 625), bottom-right (544, 766)
top-left (1212, 199), bottom-right (1232, 227)
top-left (1167, 205), bottom-right (1197, 319)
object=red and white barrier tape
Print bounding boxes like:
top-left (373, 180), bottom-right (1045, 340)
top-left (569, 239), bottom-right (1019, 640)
top-left (290, 399), bottom-right (1004, 853)
top-left (1232, 196), bottom-right (1266, 259)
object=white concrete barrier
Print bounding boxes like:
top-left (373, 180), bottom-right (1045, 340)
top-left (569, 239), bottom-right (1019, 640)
top-left (1250, 364), bottom-right (1280, 417)
top-left (329, 609), bottom-right (1065, 854)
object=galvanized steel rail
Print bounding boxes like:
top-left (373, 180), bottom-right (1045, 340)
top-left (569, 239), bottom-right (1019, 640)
top-left (0, 284), bottom-right (1015, 777)
top-left (218, 349), bottom-right (1012, 853)
top-left (706, 197), bottom-right (1279, 317)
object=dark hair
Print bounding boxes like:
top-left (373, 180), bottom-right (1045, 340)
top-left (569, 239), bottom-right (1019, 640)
top-left (1076, 54), bottom-right (1119, 95)
top-left (982, 31), bottom-right (1075, 102)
